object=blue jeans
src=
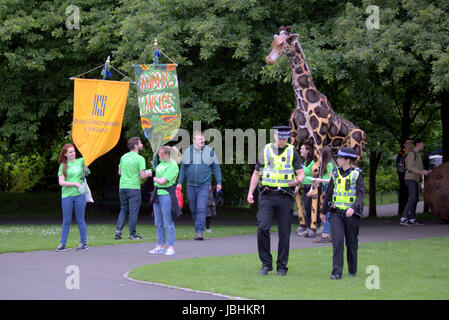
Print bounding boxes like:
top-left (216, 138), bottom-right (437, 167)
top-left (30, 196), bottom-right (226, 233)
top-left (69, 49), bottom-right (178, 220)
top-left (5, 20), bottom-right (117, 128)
top-left (153, 194), bottom-right (175, 246)
top-left (323, 212), bottom-right (331, 235)
top-left (322, 184), bottom-right (331, 235)
top-left (402, 180), bottom-right (418, 220)
top-left (187, 184), bottom-right (209, 233)
top-left (61, 194), bottom-right (87, 245)
top-left (116, 189), bottom-right (141, 236)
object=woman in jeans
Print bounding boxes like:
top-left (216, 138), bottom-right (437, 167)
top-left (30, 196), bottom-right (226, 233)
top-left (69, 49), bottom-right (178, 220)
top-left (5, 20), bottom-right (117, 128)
top-left (149, 146), bottom-right (179, 256)
top-left (296, 143), bottom-right (316, 236)
top-left (55, 144), bottom-right (89, 252)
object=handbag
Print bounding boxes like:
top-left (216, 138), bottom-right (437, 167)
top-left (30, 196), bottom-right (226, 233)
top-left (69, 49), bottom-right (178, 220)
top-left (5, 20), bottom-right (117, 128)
top-left (78, 175), bottom-right (94, 203)
top-left (84, 179), bottom-right (94, 203)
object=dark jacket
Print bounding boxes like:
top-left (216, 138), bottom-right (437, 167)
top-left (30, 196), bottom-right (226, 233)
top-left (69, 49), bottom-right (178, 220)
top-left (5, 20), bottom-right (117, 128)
top-left (206, 190), bottom-right (217, 217)
top-left (149, 185), bottom-right (182, 220)
top-left (177, 145), bottom-right (222, 186)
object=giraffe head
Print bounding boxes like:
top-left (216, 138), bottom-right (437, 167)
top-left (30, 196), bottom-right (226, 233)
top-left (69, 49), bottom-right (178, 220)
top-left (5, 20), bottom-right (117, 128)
top-left (266, 26), bottom-right (298, 65)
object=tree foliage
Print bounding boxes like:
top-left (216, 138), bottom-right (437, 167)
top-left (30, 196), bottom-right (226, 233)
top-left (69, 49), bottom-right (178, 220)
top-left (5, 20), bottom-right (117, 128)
top-left (0, 0), bottom-right (446, 204)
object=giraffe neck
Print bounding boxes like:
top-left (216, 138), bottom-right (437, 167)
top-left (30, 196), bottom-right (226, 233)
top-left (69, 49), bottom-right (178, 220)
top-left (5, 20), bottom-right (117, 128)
top-left (286, 40), bottom-right (319, 110)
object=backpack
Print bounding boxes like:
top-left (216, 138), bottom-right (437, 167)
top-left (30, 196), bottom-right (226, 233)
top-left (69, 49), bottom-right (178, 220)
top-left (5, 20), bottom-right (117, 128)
top-left (397, 153), bottom-right (406, 174)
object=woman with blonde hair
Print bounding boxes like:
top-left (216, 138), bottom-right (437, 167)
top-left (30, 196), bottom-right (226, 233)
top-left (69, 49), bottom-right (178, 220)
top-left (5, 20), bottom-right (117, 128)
top-left (149, 146), bottom-right (180, 256)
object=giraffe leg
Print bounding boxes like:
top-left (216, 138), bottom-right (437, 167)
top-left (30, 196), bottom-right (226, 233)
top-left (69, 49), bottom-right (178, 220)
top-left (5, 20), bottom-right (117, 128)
top-left (295, 193), bottom-right (307, 234)
top-left (309, 189), bottom-right (318, 236)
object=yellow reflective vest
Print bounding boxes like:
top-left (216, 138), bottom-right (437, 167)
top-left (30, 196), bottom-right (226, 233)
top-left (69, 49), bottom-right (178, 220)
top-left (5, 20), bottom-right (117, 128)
top-left (261, 143), bottom-right (295, 188)
top-left (332, 167), bottom-right (361, 210)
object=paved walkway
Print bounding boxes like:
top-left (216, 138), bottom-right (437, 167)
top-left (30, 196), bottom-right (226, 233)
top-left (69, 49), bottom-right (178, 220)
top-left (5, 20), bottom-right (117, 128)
top-left (0, 202), bottom-right (447, 300)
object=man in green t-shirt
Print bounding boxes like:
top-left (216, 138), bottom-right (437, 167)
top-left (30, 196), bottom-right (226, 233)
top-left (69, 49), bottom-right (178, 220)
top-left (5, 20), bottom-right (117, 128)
top-left (115, 137), bottom-right (152, 240)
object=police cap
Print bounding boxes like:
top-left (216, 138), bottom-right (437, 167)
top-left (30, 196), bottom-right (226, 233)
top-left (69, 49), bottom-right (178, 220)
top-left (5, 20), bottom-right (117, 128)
top-left (337, 147), bottom-right (357, 159)
top-left (273, 126), bottom-right (291, 139)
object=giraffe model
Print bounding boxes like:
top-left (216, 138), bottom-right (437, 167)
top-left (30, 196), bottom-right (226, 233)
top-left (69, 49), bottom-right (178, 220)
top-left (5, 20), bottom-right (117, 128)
top-left (266, 26), bottom-right (367, 235)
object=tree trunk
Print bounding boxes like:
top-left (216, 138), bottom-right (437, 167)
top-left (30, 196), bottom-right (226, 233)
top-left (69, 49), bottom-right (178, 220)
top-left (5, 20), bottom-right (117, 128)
top-left (441, 90), bottom-right (449, 163)
top-left (369, 151), bottom-right (382, 217)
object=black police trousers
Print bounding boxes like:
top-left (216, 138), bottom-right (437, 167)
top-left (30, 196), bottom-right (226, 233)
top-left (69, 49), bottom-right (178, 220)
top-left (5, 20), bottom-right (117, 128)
top-left (329, 210), bottom-right (360, 277)
top-left (257, 191), bottom-right (293, 272)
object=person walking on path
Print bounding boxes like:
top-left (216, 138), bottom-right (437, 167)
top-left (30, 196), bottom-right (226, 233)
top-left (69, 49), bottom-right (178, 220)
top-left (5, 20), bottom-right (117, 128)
top-left (115, 137), bottom-right (152, 240)
top-left (149, 146), bottom-right (180, 256)
top-left (321, 147), bottom-right (365, 280)
top-left (247, 126), bottom-right (305, 276)
top-left (396, 139), bottom-right (413, 216)
top-left (56, 144), bottom-right (90, 252)
top-left (400, 138), bottom-right (430, 226)
top-left (177, 131), bottom-right (222, 241)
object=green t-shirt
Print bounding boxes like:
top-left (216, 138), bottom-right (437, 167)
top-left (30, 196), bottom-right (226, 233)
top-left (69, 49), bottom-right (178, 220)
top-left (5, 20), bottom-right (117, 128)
top-left (119, 151), bottom-right (146, 189)
top-left (303, 160), bottom-right (315, 185)
top-left (154, 160), bottom-right (179, 195)
top-left (320, 162), bottom-right (336, 185)
top-left (58, 158), bottom-right (85, 199)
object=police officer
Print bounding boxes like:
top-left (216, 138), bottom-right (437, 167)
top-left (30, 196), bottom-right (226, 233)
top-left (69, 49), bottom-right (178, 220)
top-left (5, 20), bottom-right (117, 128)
top-left (321, 147), bottom-right (365, 280)
top-left (247, 126), bottom-right (305, 276)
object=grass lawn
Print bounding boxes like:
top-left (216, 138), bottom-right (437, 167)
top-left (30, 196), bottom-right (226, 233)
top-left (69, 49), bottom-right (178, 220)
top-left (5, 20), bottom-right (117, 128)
top-left (128, 237), bottom-right (449, 300)
top-left (0, 223), bottom-right (259, 253)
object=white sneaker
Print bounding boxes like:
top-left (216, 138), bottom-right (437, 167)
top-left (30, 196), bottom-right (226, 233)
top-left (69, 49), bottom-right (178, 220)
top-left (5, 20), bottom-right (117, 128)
top-left (165, 248), bottom-right (175, 256)
top-left (206, 229), bottom-right (212, 233)
top-left (149, 247), bottom-right (166, 254)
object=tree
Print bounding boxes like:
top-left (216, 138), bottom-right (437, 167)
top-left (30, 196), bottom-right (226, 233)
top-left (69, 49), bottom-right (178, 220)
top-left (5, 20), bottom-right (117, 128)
top-left (332, 0), bottom-right (443, 216)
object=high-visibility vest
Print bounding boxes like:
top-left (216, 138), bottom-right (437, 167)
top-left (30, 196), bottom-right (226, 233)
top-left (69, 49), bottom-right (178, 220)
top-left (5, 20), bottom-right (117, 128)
top-left (261, 144), bottom-right (295, 188)
top-left (332, 167), bottom-right (361, 209)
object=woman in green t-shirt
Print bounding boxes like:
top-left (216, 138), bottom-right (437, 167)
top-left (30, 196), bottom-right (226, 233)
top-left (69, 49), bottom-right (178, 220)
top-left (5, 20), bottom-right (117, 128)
top-left (149, 146), bottom-right (179, 256)
top-left (297, 143), bottom-right (315, 236)
top-left (55, 144), bottom-right (89, 252)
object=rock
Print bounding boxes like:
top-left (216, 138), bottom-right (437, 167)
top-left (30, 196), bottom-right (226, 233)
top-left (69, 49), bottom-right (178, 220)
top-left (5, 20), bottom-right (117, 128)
top-left (424, 162), bottom-right (449, 222)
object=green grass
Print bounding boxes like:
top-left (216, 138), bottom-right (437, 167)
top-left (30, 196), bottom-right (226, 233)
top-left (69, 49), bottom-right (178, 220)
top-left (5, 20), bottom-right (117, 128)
top-left (0, 223), bottom-right (259, 253)
top-left (128, 237), bottom-right (449, 300)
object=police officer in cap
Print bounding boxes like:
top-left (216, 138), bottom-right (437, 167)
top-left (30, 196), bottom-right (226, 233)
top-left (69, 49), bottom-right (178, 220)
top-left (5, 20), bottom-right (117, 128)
top-left (247, 126), bottom-right (305, 276)
top-left (321, 147), bottom-right (365, 280)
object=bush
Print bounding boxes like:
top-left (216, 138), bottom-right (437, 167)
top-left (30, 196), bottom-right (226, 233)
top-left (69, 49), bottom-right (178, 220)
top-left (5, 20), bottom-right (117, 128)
top-left (0, 153), bottom-right (46, 192)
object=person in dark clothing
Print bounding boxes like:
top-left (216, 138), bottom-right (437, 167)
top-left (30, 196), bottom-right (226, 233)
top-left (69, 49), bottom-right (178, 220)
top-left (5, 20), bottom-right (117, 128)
top-left (396, 139), bottom-right (412, 216)
top-left (205, 184), bottom-right (218, 233)
top-left (247, 126), bottom-right (305, 276)
top-left (321, 147), bottom-right (365, 280)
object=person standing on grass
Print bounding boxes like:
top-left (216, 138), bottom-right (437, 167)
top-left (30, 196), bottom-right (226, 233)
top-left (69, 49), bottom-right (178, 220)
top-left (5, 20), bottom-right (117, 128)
top-left (400, 138), bottom-right (430, 226)
top-left (247, 126), bottom-right (304, 276)
top-left (321, 147), bottom-right (365, 280)
top-left (149, 146), bottom-right (180, 256)
top-left (56, 144), bottom-right (90, 252)
top-left (114, 137), bottom-right (152, 240)
top-left (177, 131), bottom-right (222, 241)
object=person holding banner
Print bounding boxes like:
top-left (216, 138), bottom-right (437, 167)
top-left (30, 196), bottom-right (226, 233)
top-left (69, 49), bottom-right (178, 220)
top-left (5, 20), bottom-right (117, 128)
top-left (149, 146), bottom-right (180, 256)
top-left (55, 144), bottom-right (89, 252)
top-left (177, 131), bottom-right (222, 241)
top-left (115, 137), bottom-right (152, 240)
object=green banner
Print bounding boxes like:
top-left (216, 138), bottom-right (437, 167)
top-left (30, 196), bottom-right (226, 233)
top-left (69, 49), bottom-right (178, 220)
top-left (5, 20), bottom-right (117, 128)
top-left (134, 64), bottom-right (181, 154)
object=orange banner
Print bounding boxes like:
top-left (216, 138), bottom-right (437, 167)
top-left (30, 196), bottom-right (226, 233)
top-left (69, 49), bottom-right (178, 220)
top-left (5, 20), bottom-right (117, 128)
top-left (72, 78), bottom-right (129, 166)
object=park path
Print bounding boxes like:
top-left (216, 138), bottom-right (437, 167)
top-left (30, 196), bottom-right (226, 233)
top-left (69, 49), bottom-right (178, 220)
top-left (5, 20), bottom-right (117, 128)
top-left (0, 202), bottom-right (447, 300)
